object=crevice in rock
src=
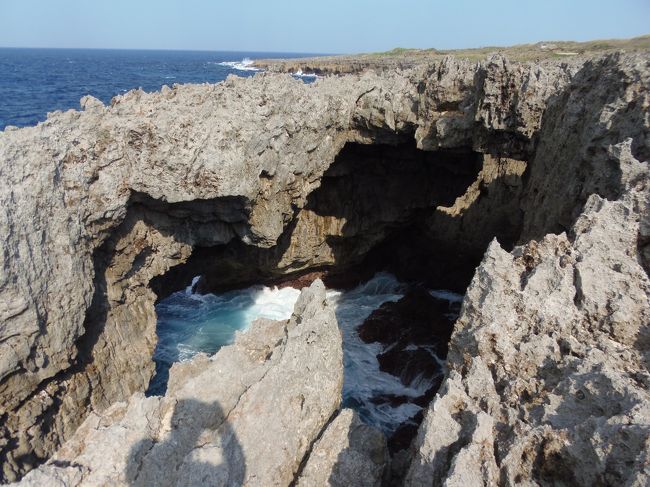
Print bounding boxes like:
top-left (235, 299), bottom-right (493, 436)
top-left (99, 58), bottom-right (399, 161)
top-left (359, 289), bottom-right (458, 456)
top-left (144, 138), bottom-right (531, 481)
top-left (637, 230), bottom-right (650, 278)
top-left (289, 408), bottom-right (342, 487)
top-left (3, 136), bottom-right (530, 482)
top-left (430, 410), bottom-right (480, 485)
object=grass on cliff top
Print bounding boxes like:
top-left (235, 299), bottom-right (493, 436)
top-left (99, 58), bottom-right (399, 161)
top-left (258, 34), bottom-right (650, 65)
top-left (364, 34), bottom-right (650, 62)
top-left (253, 34), bottom-right (650, 71)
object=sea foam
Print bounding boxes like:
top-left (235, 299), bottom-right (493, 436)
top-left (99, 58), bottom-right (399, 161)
top-left (151, 272), bottom-right (459, 433)
top-left (291, 69), bottom-right (319, 80)
top-left (217, 57), bottom-right (261, 72)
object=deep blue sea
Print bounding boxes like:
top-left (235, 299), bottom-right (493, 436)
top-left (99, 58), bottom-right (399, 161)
top-left (1, 48), bottom-right (459, 435)
top-left (0, 48), bottom-right (319, 130)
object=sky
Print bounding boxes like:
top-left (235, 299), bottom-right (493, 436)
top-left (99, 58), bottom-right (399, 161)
top-left (0, 0), bottom-right (648, 54)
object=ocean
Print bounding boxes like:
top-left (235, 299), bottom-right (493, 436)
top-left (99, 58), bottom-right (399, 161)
top-left (1, 48), bottom-right (457, 436)
top-left (0, 48), bottom-right (319, 130)
top-left (149, 273), bottom-right (461, 436)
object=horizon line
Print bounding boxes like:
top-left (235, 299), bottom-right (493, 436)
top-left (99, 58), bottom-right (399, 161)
top-left (0, 45), bottom-right (342, 55)
top-left (1, 32), bottom-right (649, 57)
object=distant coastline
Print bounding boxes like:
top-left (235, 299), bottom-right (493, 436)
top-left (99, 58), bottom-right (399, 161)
top-left (252, 33), bottom-right (650, 75)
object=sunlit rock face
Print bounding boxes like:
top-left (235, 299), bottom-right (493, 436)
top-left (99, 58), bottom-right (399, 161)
top-left (405, 56), bottom-right (650, 486)
top-left (2, 53), bottom-right (649, 486)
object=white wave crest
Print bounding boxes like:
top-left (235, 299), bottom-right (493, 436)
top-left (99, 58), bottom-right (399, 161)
top-left (242, 285), bottom-right (301, 324)
top-left (185, 275), bottom-right (201, 295)
top-left (429, 289), bottom-right (463, 302)
top-left (217, 57), bottom-right (261, 72)
top-left (291, 69), bottom-right (319, 79)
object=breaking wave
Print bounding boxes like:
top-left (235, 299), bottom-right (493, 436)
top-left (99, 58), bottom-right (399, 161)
top-left (291, 69), bottom-right (319, 80)
top-left (217, 57), bottom-right (261, 72)
top-left (148, 272), bottom-right (461, 434)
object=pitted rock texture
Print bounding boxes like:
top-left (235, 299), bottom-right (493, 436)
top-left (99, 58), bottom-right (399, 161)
top-left (406, 200), bottom-right (650, 485)
top-left (404, 54), bottom-right (650, 486)
top-left (0, 54), bottom-right (576, 480)
top-left (0, 51), bottom-right (648, 485)
top-left (14, 280), bottom-right (343, 486)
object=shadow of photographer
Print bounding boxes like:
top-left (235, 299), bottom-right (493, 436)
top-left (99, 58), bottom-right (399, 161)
top-left (127, 398), bottom-right (245, 486)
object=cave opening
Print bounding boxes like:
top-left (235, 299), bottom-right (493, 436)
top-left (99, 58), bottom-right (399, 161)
top-left (147, 138), bottom-right (526, 459)
top-left (151, 140), bottom-right (493, 297)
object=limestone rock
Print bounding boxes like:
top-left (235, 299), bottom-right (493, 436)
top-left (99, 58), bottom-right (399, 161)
top-left (14, 280), bottom-right (343, 486)
top-left (404, 54), bottom-right (650, 487)
top-left (0, 52), bottom-right (648, 485)
top-left (79, 95), bottom-right (104, 112)
top-left (520, 55), bottom-right (650, 241)
top-left (297, 409), bottom-right (389, 487)
top-left (0, 54), bottom-right (576, 480)
top-left (406, 195), bottom-right (650, 484)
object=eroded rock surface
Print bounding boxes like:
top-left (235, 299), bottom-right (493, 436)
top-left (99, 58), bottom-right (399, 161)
top-left (407, 197), bottom-right (650, 485)
top-left (14, 280), bottom-right (343, 486)
top-left (0, 51), bottom-right (648, 485)
top-left (405, 62), bottom-right (650, 484)
top-left (0, 53), bottom-right (578, 480)
top-left (297, 408), bottom-right (389, 487)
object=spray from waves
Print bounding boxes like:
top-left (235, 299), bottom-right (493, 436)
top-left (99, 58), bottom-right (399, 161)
top-left (159, 282), bottom-right (299, 362)
top-left (185, 275), bottom-right (201, 295)
top-left (326, 273), bottom-right (415, 433)
top-left (147, 280), bottom-right (300, 395)
top-left (243, 285), bottom-right (301, 323)
top-left (213, 58), bottom-right (320, 82)
top-left (217, 57), bottom-right (261, 72)
top-left (429, 289), bottom-right (463, 303)
top-left (149, 272), bottom-right (461, 435)
top-left (291, 69), bottom-right (319, 80)
top-left (325, 272), bottom-right (463, 435)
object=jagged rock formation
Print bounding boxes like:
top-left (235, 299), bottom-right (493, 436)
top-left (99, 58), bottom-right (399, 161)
top-left (0, 52), bottom-right (648, 485)
top-left (405, 55), bottom-right (650, 485)
top-left (16, 280), bottom-right (344, 486)
top-left (406, 192), bottom-right (650, 485)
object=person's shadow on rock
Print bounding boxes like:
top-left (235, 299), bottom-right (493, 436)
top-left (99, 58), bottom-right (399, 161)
top-left (126, 398), bottom-right (245, 487)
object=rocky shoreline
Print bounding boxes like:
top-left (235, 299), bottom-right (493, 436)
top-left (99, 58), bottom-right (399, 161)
top-left (1, 52), bottom-right (648, 485)
top-left (252, 34), bottom-right (650, 76)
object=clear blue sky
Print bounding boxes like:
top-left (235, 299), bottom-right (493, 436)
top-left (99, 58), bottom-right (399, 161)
top-left (1, 0), bottom-right (648, 54)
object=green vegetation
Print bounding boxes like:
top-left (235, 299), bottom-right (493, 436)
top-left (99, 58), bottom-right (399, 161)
top-left (365, 34), bottom-right (650, 62)
top-left (254, 35), bottom-right (650, 74)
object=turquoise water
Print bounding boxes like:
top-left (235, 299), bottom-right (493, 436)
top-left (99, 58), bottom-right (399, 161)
top-left (149, 273), bottom-right (461, 434)
top-left (148, 279), bottom-right (300, 395)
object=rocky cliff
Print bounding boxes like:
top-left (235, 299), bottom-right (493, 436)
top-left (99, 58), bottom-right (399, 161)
top-left (0, 52), bottom-right (648, 485)
top-left (252, 35), bottom-right (650, 75)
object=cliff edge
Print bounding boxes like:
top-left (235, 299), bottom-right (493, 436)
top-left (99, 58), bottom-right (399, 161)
top-left (1, 53), bottom-right (648, 485)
